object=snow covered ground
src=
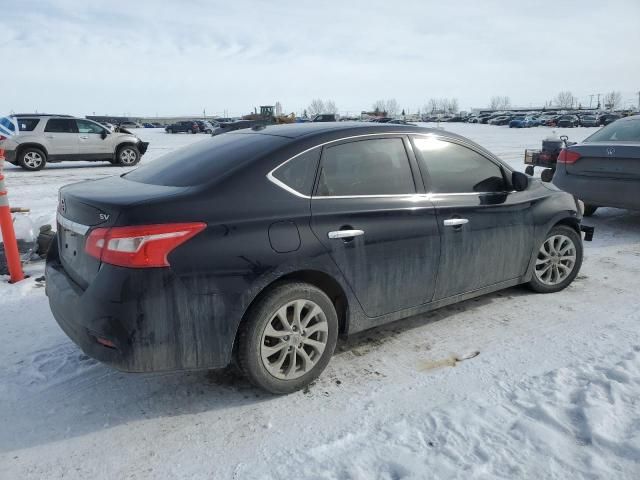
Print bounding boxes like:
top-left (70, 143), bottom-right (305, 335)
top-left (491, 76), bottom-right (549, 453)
top-left (1, 125), bottom-right (639, 479)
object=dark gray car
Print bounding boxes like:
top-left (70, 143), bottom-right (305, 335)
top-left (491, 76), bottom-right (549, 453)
top-left (553, 115), bottom-right (640, 215)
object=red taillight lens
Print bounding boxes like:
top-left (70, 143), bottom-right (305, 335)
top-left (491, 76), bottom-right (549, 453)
top-left (557, 149), bottom-right (581, 164)
top-left (85, 223), bottom-right (206, 268)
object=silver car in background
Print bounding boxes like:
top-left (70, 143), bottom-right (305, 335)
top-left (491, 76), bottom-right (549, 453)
top-left (0, 114), bottom-right (149, 171)
top-left (553, 115), bottom-right (640, 216)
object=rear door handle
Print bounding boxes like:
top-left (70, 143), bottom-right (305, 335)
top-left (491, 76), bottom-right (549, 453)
top-left (328, 229), bottom-right (364, 239)
top-left (443, 218), bottom-right (469, 227)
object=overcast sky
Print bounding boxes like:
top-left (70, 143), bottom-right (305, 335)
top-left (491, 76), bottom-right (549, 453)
top-left (3, 0), bottom-right (640, 117)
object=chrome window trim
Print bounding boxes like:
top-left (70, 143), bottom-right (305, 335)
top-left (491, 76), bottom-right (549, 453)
top-left (266, 132), bottom-right (513, 200)
top-left (57, 213), bottom-right (90, 235)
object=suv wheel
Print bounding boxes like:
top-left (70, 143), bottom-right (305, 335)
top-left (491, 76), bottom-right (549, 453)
top-left (187, 129), bottom-right (193, 134)
top-left (528, 225), bottom-right (583, 293)
top-left (116, 145), bottom-right (140, 166)
top-left (238, 282), bottom-right (338, 394)
top-left (18, 147), bottom-right (47, 171)
top-left (167, 128), bottom-right (174, 134)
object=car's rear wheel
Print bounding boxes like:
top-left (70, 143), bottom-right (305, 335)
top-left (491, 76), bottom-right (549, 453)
top-left (238, 282), bottom-right (338, 394)
top-left (18, 147), bottom-right (47, 171)
top-left (583, 204), bottom-right (598, 217)
top-left (116, 145), bottom-right (140, 166)
top-left (187, 129), bottom-right (193, 134)
top-left (528, 225), bottom-right (582, 293)
top-left (166, 128), bottom-right (173, 134)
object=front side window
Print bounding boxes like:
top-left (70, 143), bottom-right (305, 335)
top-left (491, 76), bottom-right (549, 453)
top-left (16, 118), bottom-right (40, 131)
top-left (413, 137), bottom-right (506, 193)
top-left (585, 119), bottom-right (640, 143)
top-left (44, 118), bottom-right (77, 133)
top-left (315, 138), bottom-right (415, 196)
top-left (272, 148), bottom-right (321, 196)
top-left (76, 119), bottom-right (105, 134)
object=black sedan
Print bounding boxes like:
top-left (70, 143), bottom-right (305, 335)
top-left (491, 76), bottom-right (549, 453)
top-left (553, 115), bottom-right (640, 216)
top-left (46, 123), bottom-right (587, 393)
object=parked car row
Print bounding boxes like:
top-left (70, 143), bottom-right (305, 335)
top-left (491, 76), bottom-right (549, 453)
top-left (461, 110), bottom-right (628, 128)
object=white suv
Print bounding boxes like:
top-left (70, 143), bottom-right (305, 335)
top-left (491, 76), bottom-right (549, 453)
top-left (0, 114), bottom-right (149, 171)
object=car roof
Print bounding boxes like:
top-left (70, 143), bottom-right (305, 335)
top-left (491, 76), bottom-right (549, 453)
top-left (232, 121), bottom-right (459, 140)
top-left (11, 113), bottom-right (74, 118)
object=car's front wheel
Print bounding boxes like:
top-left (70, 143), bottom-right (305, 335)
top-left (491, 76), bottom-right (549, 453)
top-left (18, 147), bottom-right (47, 171)
top-left (116, 145), bottom-right (140, 166)
top-left (238, 282), bottom-right (338, 394)
top-left (528, 225), bottom-right (583, 293)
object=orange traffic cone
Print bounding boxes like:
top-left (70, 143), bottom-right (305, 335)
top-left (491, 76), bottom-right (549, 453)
top-left (0, 149), bottom-right (25, 283)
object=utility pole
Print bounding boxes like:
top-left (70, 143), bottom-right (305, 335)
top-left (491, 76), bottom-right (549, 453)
top-left (588, 94), bottom-right (594, 109)
top-left (596, 93), bottom-right (601, 110)
top-left (637, 91), bottom-right (640, 111)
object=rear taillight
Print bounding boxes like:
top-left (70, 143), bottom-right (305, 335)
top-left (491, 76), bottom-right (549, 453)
top-left (557, 149), bottom-right (581, 164)
top-left (85, 223), bottom-right (206, 268)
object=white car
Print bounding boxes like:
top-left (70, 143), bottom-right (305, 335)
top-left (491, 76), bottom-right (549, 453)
top-left (0, 114), bottom-right (149, 171)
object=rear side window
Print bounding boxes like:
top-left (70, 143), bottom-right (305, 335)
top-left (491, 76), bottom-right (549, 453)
top-left (16, 118), bottom-right (40, 131)
top-left (315, 138), bottom-right (415, 196)
top-left (272, 148), bottom-right (320, 196)
top-left (44, 119), bottom-right (77, 133)
top-left (125, 132), bottom-right (288, 187)
top-left (413, 137), bottom-right (506, 193)
top-left (585, 119), bottom-right (640, 142)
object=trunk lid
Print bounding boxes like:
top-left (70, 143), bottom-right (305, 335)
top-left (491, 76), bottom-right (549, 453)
top-left (565, 143), bottom-right (640, 179)
top-left (57, 176), bottom-right (189, 288)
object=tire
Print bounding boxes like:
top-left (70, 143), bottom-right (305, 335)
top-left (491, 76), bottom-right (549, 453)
top-left (525, 165), bottom-right (535, 176)
top-left (527, 225), bottom-right (583, 294)
top-left (18, 147), bottom-right (47, 171)
top-left (116, 145), bottom-right (140, 166)
top-left (166, 128), bottom-right (173, 134)
top-left (187, 129), bottom-right (193, 134)
top-left (583, 204), bottom-right (598, 217)
top-left (540, 168), bottom-right (555, 182)
top-left (237, 282), bottom-right (339, 394)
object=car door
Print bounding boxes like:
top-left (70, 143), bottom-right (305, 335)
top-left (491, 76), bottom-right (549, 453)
top-left (310, 135), bottom-right (441, 318)
top-left (76, 119), bottom-right (112, 158)
top-left (43, 118), bottom-right (79, 158)
top-left (411, 135), bottom-right (534, 300)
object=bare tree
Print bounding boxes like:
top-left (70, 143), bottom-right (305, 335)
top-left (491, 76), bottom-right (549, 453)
top-left (603, 91), bottom-right (622, 111)
top-left (385, 99), bottom-right (399, 117)
top-left (426, 98), bottom-right (439, 113)
top-left (555, 91), bottom-right (576, 109)
top-left (372, 99), bottom-right (388, 115)
top-left (307, 99), bottom-right (326, 117)
top-left (448, 98), bottom-right (459, 114)
top-left (324, 100), bottom-right (338, 114)
top-left (489, 96), bottom-right (510, 110)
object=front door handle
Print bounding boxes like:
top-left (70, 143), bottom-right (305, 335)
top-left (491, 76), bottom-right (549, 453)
top-left (443, 218), bottom-right (469, 227)
top-left (79, 135), bottom-right (89, 139)
top-left (328, 229), bottom-right (364, 239)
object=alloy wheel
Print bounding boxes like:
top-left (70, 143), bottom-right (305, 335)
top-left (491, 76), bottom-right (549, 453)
top-left (119, 148), bottom-right (137, 165)
top-left (260, 299), bottom-right (329, 380)
top-left (23, 151), bottom-right (43, 169)
top-left (535, 234), bottom-right (577, 285)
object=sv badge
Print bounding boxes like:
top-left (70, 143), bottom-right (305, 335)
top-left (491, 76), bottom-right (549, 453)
top-left (99, 213), bottom-right (110, 221)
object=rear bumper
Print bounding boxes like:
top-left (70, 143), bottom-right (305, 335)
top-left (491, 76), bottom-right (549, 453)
top-left (45, 240), bottom-right (235, 373)
top-left (553, 173), bottom-right (640, 210)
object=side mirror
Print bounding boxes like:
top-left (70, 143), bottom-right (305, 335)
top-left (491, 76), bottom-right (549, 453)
top-left (101, 131), bottom-right (109, 139)
top-left (512, 171), bottom-right (529, 191)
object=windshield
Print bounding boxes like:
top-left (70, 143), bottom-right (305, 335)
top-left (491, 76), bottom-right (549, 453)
top-left (584, 119), bottom-right (640, 143)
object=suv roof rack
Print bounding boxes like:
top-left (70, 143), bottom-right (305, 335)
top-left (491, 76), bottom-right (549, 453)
top-left (11, 113), bottom-right (74, 118)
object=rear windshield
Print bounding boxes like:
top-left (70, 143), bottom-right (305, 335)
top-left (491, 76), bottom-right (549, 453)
top-left (584, 119), bottom-right (640, 143)
top-left (125, 132), bottom-right (288, 186)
